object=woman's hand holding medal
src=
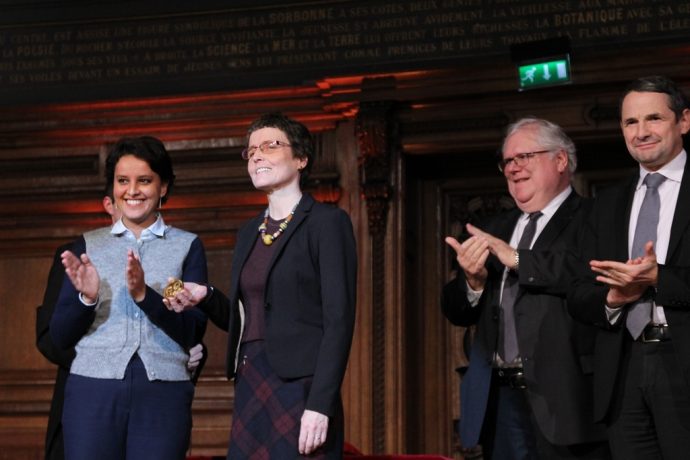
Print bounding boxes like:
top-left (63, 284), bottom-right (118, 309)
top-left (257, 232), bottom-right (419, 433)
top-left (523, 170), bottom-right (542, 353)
top-left (162, 278), bottom-right (207, 312)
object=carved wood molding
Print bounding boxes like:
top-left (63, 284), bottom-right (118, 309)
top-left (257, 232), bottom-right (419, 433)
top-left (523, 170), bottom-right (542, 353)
top-left (355, 97), bottom-right (396, 453)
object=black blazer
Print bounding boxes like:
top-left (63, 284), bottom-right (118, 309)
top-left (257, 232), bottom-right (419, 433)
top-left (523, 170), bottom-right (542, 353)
top-left (443, 191), bottom-right (605, 446)
top-left (202, 193), bottom-right (357, 416)
top-left (568, 159), bottom-right (690, 426)
top-left (36, 243), bottom-right (75, 460)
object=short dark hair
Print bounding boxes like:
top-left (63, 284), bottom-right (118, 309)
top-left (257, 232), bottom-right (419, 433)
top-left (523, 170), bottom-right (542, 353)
top-left (620, 76), bottom-right (690, 121)
top-left (105, 136), bottom-right (175, 204)
top-left (103, 182), bottom-right (114, 200)
top-left (246, 112), bottom-right (314, 188)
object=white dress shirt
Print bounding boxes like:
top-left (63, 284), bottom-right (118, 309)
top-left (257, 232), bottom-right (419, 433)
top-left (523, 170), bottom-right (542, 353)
top-left (465, 186), bottom-right (573, 304)
top-left (606, 150), bottom-right (686, 324)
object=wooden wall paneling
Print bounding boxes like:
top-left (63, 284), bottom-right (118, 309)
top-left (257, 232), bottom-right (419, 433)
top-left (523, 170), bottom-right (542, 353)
top-left (384, 126), bottom-right (405, 455)
top-left (334, 119), bottom-right (373, 452)
top-left (420, 179), bottom-right (453, 454)
top-left (403, 170), bottom-right (452, 455)
top-left (0, 256), bottom-right (52, 371)
top-left (355, 95), bottom-right (411, 454)
top-left (0, 255), bottom-right (55, 460)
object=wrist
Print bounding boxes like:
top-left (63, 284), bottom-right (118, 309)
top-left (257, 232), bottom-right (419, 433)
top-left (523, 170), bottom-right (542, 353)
top-left (605, 291), bottom-right (625, 309)
top-left (199, 284), bottom-right (213, 304)
top-left (467, 278), bottom-right (485, 292)
top-left (79, 292), bottom-right (98, 306)
top-left (132, 287), bottom-right (146, 303)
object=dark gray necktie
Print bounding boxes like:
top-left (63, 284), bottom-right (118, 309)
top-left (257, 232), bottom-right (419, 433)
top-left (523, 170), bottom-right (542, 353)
top-left (499, 211), bottom-right (542, 363)
top-left (626, 173), bottom-right (666, 339)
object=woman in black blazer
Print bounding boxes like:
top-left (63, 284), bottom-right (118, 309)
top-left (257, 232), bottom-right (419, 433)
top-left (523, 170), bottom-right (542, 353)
top-left (165, 113), bottom-right (357, 458)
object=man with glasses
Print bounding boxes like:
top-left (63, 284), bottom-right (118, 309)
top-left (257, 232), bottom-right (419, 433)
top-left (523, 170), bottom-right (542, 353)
top-left (568, 76), bottom-right (690, 459)
top-left (442, 117), bottom-right (609, 459)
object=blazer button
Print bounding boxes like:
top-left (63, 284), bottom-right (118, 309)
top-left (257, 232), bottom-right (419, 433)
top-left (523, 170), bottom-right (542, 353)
top-left (528, 276), bottom-right (535, 282)
top-left (264, 302), bottom-right (271, 310)
top-left (492, 314), bottom-right (499, 321)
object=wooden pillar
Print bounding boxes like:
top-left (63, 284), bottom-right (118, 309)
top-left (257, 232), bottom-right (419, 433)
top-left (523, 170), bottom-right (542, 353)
top-left (355, 94), bottom-right (397, 453)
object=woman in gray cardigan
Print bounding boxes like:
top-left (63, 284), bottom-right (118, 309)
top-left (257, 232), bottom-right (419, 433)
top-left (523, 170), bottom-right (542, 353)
top-left (50, 136), bottom-right (208, 460)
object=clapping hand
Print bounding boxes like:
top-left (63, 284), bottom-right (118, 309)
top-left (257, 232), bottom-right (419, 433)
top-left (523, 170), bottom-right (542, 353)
top-left (61, 250), bottom-right (99, 303)
top-left (590, 241), bottom-right (658, 308)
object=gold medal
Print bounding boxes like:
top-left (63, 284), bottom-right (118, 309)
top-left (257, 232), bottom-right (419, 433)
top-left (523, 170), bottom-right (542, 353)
top-left (164, 279), bottom-right (184, 297)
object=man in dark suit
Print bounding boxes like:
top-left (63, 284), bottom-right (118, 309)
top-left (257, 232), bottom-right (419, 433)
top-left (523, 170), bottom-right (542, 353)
top-left (443, 117), bottom-right (609, 459)
top-left (36, 241), bottom-right (76, 460)
top-left (35, 193), bottom-right (206, 460)
top-left (568, 76), bottom-right (690, 459)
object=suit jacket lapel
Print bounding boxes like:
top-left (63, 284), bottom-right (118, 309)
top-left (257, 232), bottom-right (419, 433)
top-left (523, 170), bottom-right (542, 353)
top-left (668, 159), bottom-right (690, 258)
top-left (513, 191), bottom-right (577, 304)
top-left (617, 175), bottom-right (640, 260)
top-left (531, 191), bottom-right (580, 250)
top-left (262, 193), bottom-right (315, 287)
top-left (497, 208), bottom-right (521, 240)
top-left (487, 208), bottom-right (521, 274)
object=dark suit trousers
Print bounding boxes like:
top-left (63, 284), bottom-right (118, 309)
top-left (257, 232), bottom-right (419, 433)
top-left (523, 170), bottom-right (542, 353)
top-left (608, 338), bottom-right (690, 460)
top-left (482, 379), bottom-right (610, 460)
top-left (63, 355), bottom-right (194, 460)
top-left (481, 380), bottom-right (538, 460)
top-left (45, 368), bottom-right (68, 460)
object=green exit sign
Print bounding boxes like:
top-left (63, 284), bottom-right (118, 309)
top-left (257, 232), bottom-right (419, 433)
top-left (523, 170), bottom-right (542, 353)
top-left (517, 58), bottom-right (571, 90)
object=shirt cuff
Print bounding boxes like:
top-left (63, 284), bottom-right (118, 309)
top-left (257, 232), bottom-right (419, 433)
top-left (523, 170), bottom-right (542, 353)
top-left (202, 284), bottom-right (214, 304)
top-left (605, 304), bottom-right (623, 325)
top-left (465, 281), bottom-right (483, 307)
top-left (78, 292), bottom-right (98, 307)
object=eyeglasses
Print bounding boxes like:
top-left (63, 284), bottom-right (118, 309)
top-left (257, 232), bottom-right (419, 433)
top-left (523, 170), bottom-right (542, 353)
top-left (498, 150), bottom-right (551, 172)
top-left (241, 140), bottom-right (291, 160)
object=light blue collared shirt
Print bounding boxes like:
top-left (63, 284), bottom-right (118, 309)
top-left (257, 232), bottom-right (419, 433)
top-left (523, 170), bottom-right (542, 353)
top-left (111, 214), bottom-right (168, 242)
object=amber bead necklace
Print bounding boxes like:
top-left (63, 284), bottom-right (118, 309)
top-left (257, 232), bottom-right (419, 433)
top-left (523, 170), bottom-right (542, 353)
top-left (258, 202), bottom-right (299, 246)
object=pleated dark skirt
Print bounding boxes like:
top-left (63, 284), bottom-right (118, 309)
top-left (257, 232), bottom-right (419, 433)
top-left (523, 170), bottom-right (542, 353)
top-left (227, 340), bottom-right (344, 460)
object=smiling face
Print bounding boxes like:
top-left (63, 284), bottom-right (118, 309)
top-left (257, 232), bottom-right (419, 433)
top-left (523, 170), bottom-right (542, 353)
top-left (502, 125), bottom-right (570, 213)
top-left (113, 154), bottom-right (167, 234)
top-left (246, 127), bottom-right (307, 193)
top-left (620, 91), bottom-right (690, 171)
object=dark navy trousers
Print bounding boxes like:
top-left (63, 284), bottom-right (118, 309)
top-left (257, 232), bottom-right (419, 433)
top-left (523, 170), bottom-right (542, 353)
top-left (62, 354), bottom-right (194, 460)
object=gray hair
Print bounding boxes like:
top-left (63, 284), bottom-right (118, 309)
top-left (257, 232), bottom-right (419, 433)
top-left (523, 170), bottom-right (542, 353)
top-left (502, 117), bottom-right (577, 174)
